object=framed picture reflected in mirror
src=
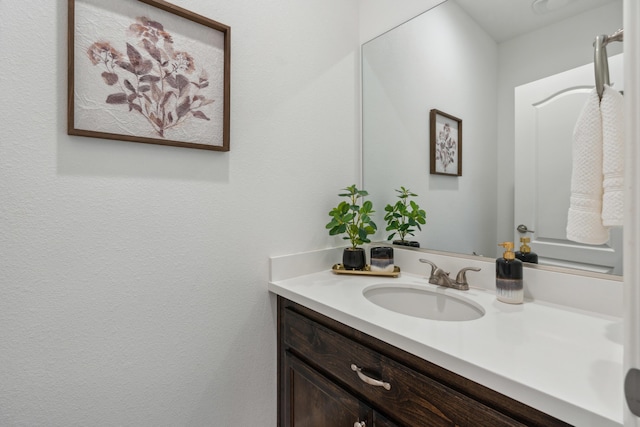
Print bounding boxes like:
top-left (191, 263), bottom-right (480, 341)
top-left (430, 109), bottom-right (462, 176)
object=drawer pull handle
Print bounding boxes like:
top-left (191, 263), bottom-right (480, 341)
top-left (354, 421), bottom-right (366, 427)
top-left (350, 364), bottom-right (391, 390)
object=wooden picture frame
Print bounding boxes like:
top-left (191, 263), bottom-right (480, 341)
top-left (430, 109), bottom-right (462, 176)
top-left (68, 0), bottom-right (230, 151)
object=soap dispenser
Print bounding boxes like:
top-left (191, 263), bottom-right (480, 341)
top-left (515, 237), bottom-right (538, 264)
top-left (496, 242), bottom-right (523, 304)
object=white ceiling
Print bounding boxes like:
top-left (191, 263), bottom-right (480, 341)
top-left (453, 0), bottom-right (620, 43)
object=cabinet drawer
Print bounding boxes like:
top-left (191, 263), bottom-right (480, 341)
top-left (283, 307), bottom-right (525, 427)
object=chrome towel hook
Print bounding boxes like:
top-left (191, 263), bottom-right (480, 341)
top-left (594, 28), bottom-right (623, 100)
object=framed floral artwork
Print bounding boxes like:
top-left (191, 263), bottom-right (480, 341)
top-left (68, 0), bottom-right (230, 151)
top-left (430, 109), bottom-right (462, 176)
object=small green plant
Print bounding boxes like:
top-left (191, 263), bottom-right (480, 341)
top-left (384, 187), bottom-right (426, 242)
top-left (326, 185), bottom-right (377, 249)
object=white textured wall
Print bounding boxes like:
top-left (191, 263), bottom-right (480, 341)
top-left (0, 0), bottom-right (359, 425)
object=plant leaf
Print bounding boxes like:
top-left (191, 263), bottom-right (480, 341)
top-left (118, 62), bottom-right (135, 74)
top-left (124, 79), bottom-right (135, 92)
top-left (161, 92), bottom-right (173, 107)
top-left (140, 75), bottom-right (161, 83)
top-left (326, 219), bottom-right (338, 229)
top-left (176, 74), bottom-right (189, 96)
top-left (106, 93), bottom-right (127, 104)
top-left (191, 110), bottom-right (210, 120)
top-left (126, 43), bottom-right (143, 68)
top-left (150, 113), bottom-right (163, 128)
top-left (150, 83), bottom-right (161, 102)
top-left (137, 60), bottom-right (153, 75)
top-left (176, 96), bottom-right (191, 118)
top-left (142, 38), bottom-right (162, 62)
top-left (101, 72), bottom-right (118, 85)
top-left (165, 74), bottom-right (178, 88)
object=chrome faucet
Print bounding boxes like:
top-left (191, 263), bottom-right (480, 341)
top-left (419, 259), bottom-right (480, 291)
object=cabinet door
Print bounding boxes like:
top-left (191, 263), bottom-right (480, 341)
top-left (373, 411), bottom-right (398, 427)
top-left (282, 351), bottom-right (371, 427)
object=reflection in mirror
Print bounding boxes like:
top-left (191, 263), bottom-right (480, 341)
top-left (362, 0), bottom-right (623, 276)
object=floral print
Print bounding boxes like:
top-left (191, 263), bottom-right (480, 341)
top-left (87, 16), bottom-right (213, 138)
top-left (435, 123), bottom-right (457, 172)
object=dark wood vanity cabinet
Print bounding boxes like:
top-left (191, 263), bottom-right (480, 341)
top-left (277, 296), bottom-right (572, 427)
top-left (284, 352), bottom-right (398, 426)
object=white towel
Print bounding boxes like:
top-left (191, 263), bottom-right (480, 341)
top-left (566, 88), bottom-right (609, 244)
top-left (601, 85), bottom-right (625, 226)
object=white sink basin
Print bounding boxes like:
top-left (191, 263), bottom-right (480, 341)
top-left (363, 284), bottom-right (485, 321)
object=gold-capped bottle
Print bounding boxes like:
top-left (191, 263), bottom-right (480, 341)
top-left (515, 237), bottom-right (538, 264)
top-left (496, 242), bottom-right (523, 304)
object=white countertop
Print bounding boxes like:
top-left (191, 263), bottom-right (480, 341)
top-left (269, 267), bottom-right (623, 426)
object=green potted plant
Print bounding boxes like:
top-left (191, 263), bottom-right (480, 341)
top-left (325, 185), bottom-right (377, 270)
top-left (383, 186), bottom-right (426, 247)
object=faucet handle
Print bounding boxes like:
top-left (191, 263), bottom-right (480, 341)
top-left (419, 259), bottom-right (438, 280)
top-left (455, 267), bottom-right (481, 288)
top-left (419, 259), bottom-right (436, 268)
top-left (420, 258), bottom-right (438, 278)
top-left (419, 259), bottom-right (450, 285)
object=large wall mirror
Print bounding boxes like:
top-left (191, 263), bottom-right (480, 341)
top-left (362, 0), bottom-right (623, 276)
